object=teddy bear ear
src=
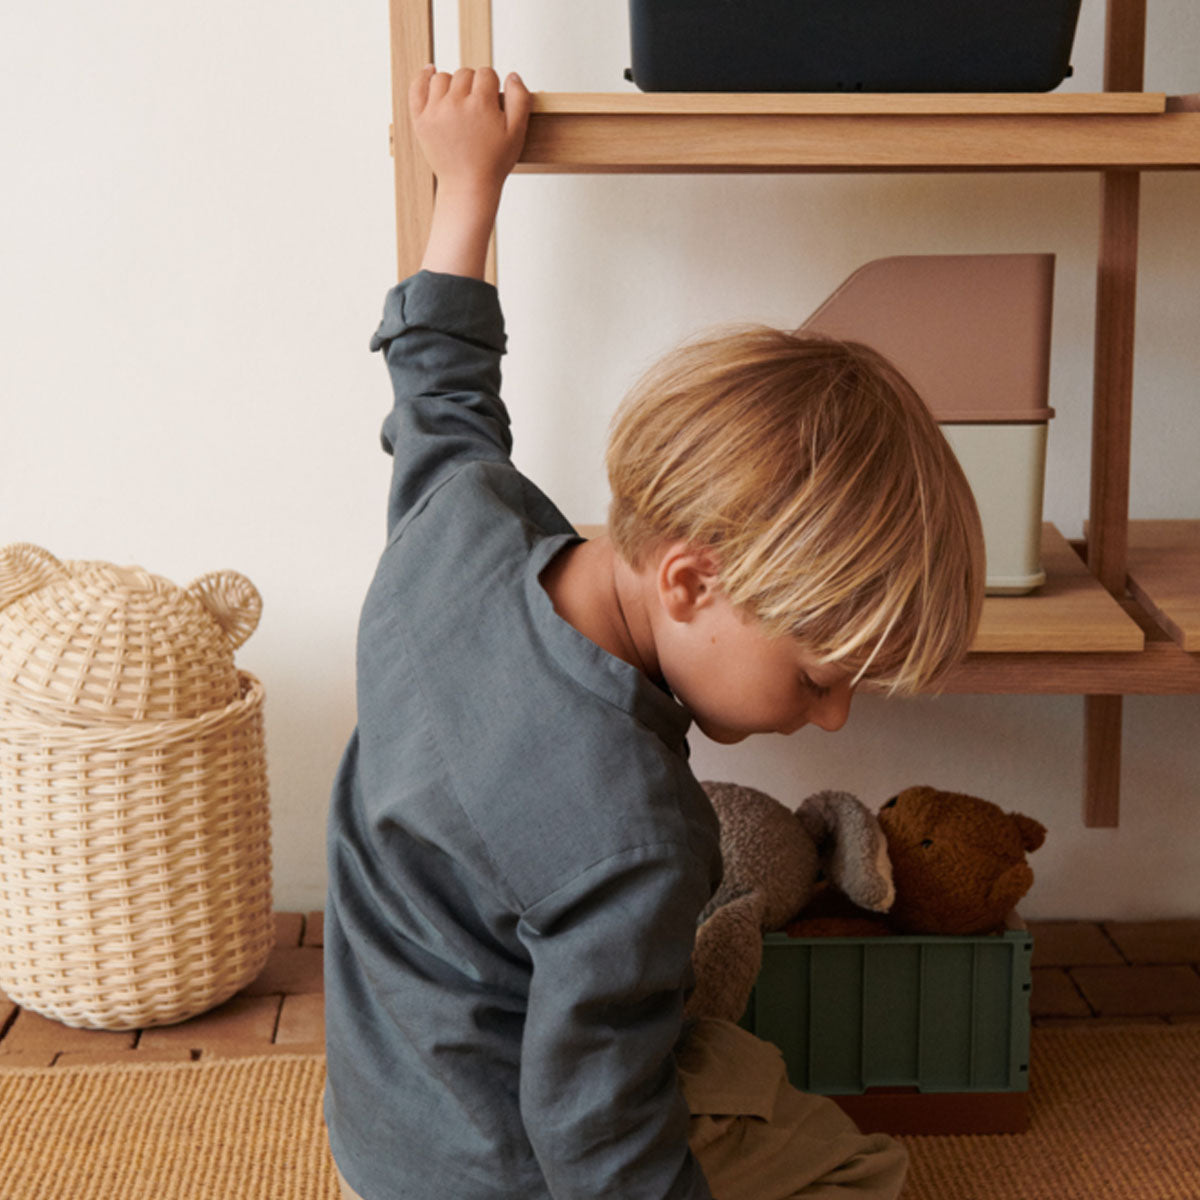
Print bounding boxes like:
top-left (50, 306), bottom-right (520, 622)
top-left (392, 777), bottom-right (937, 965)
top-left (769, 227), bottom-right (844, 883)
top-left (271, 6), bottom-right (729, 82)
top-left (1012, 812), bottom-right (1047, 853)
top-left (186, 570), bottom-right (262, 648)
top-left (0, 543), bottom-right (66, 611)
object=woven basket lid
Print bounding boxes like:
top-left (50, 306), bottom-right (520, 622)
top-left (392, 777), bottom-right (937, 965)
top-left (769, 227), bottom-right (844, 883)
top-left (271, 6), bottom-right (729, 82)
top-left (0, 544), bottom-right (261, 725)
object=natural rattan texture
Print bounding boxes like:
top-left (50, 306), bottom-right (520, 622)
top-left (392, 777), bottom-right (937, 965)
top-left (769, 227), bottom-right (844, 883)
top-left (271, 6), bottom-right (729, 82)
top-left (0, 544), bottom-right (272, 1031)
top-left (0, 549), bottom-right (258, 725)
top-left (0, 672), bottom-right (274, 1029)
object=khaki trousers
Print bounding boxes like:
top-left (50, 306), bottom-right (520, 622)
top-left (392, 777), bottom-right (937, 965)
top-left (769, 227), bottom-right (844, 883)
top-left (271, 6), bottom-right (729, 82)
top-left (678, 1018), bottom-right (908, 1199)
top-left (335, 1019), bottom-right (907, 1200)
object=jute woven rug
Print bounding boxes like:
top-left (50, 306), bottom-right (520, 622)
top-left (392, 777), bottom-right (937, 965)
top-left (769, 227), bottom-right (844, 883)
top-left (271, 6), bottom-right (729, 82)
top-left (0, 1026), bottom-right (1196, 1199)
top-left (900, 1024), bottom-right (1200, 1199)
top-left (0, 1052), bottom-right (338, 1200)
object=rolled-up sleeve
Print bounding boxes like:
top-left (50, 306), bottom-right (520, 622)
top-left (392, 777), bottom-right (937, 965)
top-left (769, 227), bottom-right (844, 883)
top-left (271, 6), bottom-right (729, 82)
top-left (516, 845), bottom-right (715, 1200)
top-left (370, 270), bottom-right (513, 536)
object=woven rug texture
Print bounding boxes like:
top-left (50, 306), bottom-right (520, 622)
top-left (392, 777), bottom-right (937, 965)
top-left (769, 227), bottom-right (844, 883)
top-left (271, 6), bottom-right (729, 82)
top-left (0, 1052), bottom-right (337, 1200)
top-left (0, 1026), bottom-right (1197, 1199)
top-left (900, 1024), bottom-right (1200, 1199)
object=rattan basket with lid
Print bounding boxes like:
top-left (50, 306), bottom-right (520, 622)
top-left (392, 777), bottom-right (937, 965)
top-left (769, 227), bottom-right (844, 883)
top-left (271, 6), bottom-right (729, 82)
top-left (0, 543), bottom-right (273, 1030)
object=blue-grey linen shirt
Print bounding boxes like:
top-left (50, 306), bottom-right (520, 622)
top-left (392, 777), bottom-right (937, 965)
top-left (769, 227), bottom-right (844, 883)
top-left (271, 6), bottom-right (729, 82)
top-left (324, 271), bottom-right (722, 1200)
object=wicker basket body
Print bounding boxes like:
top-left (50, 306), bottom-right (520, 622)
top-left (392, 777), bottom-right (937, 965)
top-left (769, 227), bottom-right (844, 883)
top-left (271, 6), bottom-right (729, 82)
top-left (0, 546), bottom-right (273, 1029)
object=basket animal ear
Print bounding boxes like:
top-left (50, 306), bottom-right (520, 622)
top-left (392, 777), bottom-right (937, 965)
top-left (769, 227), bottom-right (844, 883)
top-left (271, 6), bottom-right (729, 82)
top-left (186, 570), bottom-right (262, 648)
top-left (0, 544), bottom-right (66, 610)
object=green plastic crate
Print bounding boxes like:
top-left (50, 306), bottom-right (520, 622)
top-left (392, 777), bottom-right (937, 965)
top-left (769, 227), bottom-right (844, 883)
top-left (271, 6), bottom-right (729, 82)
top-left (740, 916), bottom-right (1033, 1095)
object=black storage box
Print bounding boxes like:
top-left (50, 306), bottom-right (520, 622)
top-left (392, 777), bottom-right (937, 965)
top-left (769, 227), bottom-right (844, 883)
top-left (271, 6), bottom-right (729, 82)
top-left (627, 0), bottom-right (1082, 93)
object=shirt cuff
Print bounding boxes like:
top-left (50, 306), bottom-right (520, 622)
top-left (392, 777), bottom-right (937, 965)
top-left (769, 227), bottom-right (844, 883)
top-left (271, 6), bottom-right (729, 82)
top-left (370, 270), bottom-right (507, 354)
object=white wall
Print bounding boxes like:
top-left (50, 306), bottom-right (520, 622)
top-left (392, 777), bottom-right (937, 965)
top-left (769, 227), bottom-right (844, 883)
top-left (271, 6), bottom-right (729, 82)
top-left (3, 3), bottom-right (1197, 917)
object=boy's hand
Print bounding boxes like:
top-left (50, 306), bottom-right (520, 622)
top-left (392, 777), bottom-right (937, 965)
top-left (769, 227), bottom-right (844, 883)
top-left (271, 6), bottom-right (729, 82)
top-left (410, 66), bottom-right (532, 279)
top-left (410, 66), bottom-right (532, 199)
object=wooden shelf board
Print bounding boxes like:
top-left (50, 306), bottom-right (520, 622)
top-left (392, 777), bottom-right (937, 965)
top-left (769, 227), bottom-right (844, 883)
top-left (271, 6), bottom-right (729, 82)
top-left (972, 524), bottom-right (1143, 654)
top-left (1126, 519), bottom-right (1200, 651)
top-left (941, 537), bottom-right (1200, 694)
top-left (533, 93), bottom-right (1167, 116)
top-left (515, 101), bottom-right (1200, 173)
top-left (938, 639), bottom-right (1200, 695)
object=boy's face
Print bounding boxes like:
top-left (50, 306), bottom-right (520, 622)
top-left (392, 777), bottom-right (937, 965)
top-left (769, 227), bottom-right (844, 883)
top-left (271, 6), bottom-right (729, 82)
top-left (654, 585), bottom-right (855, 745)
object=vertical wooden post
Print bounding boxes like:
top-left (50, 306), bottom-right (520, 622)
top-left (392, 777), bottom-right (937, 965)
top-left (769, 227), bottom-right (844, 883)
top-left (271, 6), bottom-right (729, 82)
top-left (1084, 0), bottom-right (1146, 827)
top-left (458, 0), bottom-right (494, 70)
top-left (389, 0), bottom-right (436, 281)
top-left (458, 0), bottom-right (499, 285)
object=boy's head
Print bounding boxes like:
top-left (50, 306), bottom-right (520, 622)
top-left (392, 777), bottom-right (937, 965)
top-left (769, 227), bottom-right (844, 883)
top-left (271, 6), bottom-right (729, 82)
top-left (605, 325), bottom-right (985, 699)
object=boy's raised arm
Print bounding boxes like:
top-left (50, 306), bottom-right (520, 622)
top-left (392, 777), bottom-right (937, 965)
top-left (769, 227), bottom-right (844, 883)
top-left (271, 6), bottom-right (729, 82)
top-left (409, 65), bottom-right (531, 279)
top-left (368, 67), bottom-right (531, 535)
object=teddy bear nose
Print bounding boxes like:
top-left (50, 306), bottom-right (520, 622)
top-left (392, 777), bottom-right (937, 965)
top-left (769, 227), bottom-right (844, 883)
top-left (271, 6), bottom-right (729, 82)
top-left (883, 796), bottom-right (898, 809)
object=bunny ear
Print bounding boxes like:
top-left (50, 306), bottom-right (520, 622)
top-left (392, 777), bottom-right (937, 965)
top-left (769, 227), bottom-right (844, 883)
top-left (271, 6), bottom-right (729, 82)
top-left (0, 544), bottom-right (65, 610)
top-left (799, 790), bottom-right (895, 913)
top-left (1012, 813), bottom-right (1047, 853)
top-left (186, 570), bottom-right (262, 648)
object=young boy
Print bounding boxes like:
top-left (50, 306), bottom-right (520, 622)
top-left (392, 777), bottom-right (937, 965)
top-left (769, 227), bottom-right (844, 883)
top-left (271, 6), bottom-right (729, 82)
top-left (325, 66), bottom-right (983, 1200)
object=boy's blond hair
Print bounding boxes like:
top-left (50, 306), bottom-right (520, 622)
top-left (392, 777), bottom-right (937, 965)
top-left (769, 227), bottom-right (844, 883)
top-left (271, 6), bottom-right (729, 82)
top-left (606, 326), bottom-right (985, 696)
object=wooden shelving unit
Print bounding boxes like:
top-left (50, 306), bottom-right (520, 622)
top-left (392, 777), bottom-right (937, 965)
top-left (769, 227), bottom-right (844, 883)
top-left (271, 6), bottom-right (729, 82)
top-left (516, 91), bottom-right (1198, 173)
top-left (389, 0), bottom-right (1200, 826)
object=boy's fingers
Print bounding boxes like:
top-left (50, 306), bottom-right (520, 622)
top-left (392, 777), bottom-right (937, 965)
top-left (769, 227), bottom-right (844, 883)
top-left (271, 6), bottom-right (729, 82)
top-left (427, 68), bottom-right (452, 104)
top-left (449, 67), bottom-right (475, 97)
top-left (408, 63), bottom-right (436, 119)
top-left (503, 73), bottom-right (533, 136)
top-left (471, 66), bottom-right (500, 98)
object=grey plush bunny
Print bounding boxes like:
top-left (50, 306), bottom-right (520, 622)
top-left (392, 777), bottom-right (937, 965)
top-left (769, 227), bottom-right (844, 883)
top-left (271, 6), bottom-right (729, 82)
top-left (687, 781), bottom-right (895, 1024)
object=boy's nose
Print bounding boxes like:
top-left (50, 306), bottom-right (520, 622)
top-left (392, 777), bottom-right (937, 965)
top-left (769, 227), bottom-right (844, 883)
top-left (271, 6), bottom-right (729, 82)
top-left (811, 681), bottom-right (854, 732)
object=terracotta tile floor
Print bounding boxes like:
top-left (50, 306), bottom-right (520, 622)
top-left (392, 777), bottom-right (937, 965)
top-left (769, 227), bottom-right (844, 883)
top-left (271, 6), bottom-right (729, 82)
top-left (1, 915), bottom-right (1197, 1066)
top-left (1029, 918), bottom-right (1200, 1024)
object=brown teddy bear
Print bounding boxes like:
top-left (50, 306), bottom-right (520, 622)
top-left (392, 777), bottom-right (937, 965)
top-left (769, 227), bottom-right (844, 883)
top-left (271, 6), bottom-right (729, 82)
top-left (789, 785), bottom-right (1047, 937)
top-left (686, 781), bottom-right (895, 1023)
top-left (876, 785), bottom-right (1047, 935)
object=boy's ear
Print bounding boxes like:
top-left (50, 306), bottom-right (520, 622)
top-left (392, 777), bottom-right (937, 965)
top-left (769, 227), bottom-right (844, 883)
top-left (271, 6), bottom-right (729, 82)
top-left (656, 542), bottom-right (721, 623)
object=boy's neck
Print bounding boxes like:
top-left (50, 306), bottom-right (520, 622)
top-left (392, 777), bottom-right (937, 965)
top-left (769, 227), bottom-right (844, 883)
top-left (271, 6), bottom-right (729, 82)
top-left (541, 535), bottom-right (661, 683)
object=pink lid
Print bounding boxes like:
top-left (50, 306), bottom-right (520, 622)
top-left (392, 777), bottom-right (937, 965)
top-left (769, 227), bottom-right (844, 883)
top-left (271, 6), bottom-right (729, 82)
top-left (801, 253), bottom-right (1056, 423)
